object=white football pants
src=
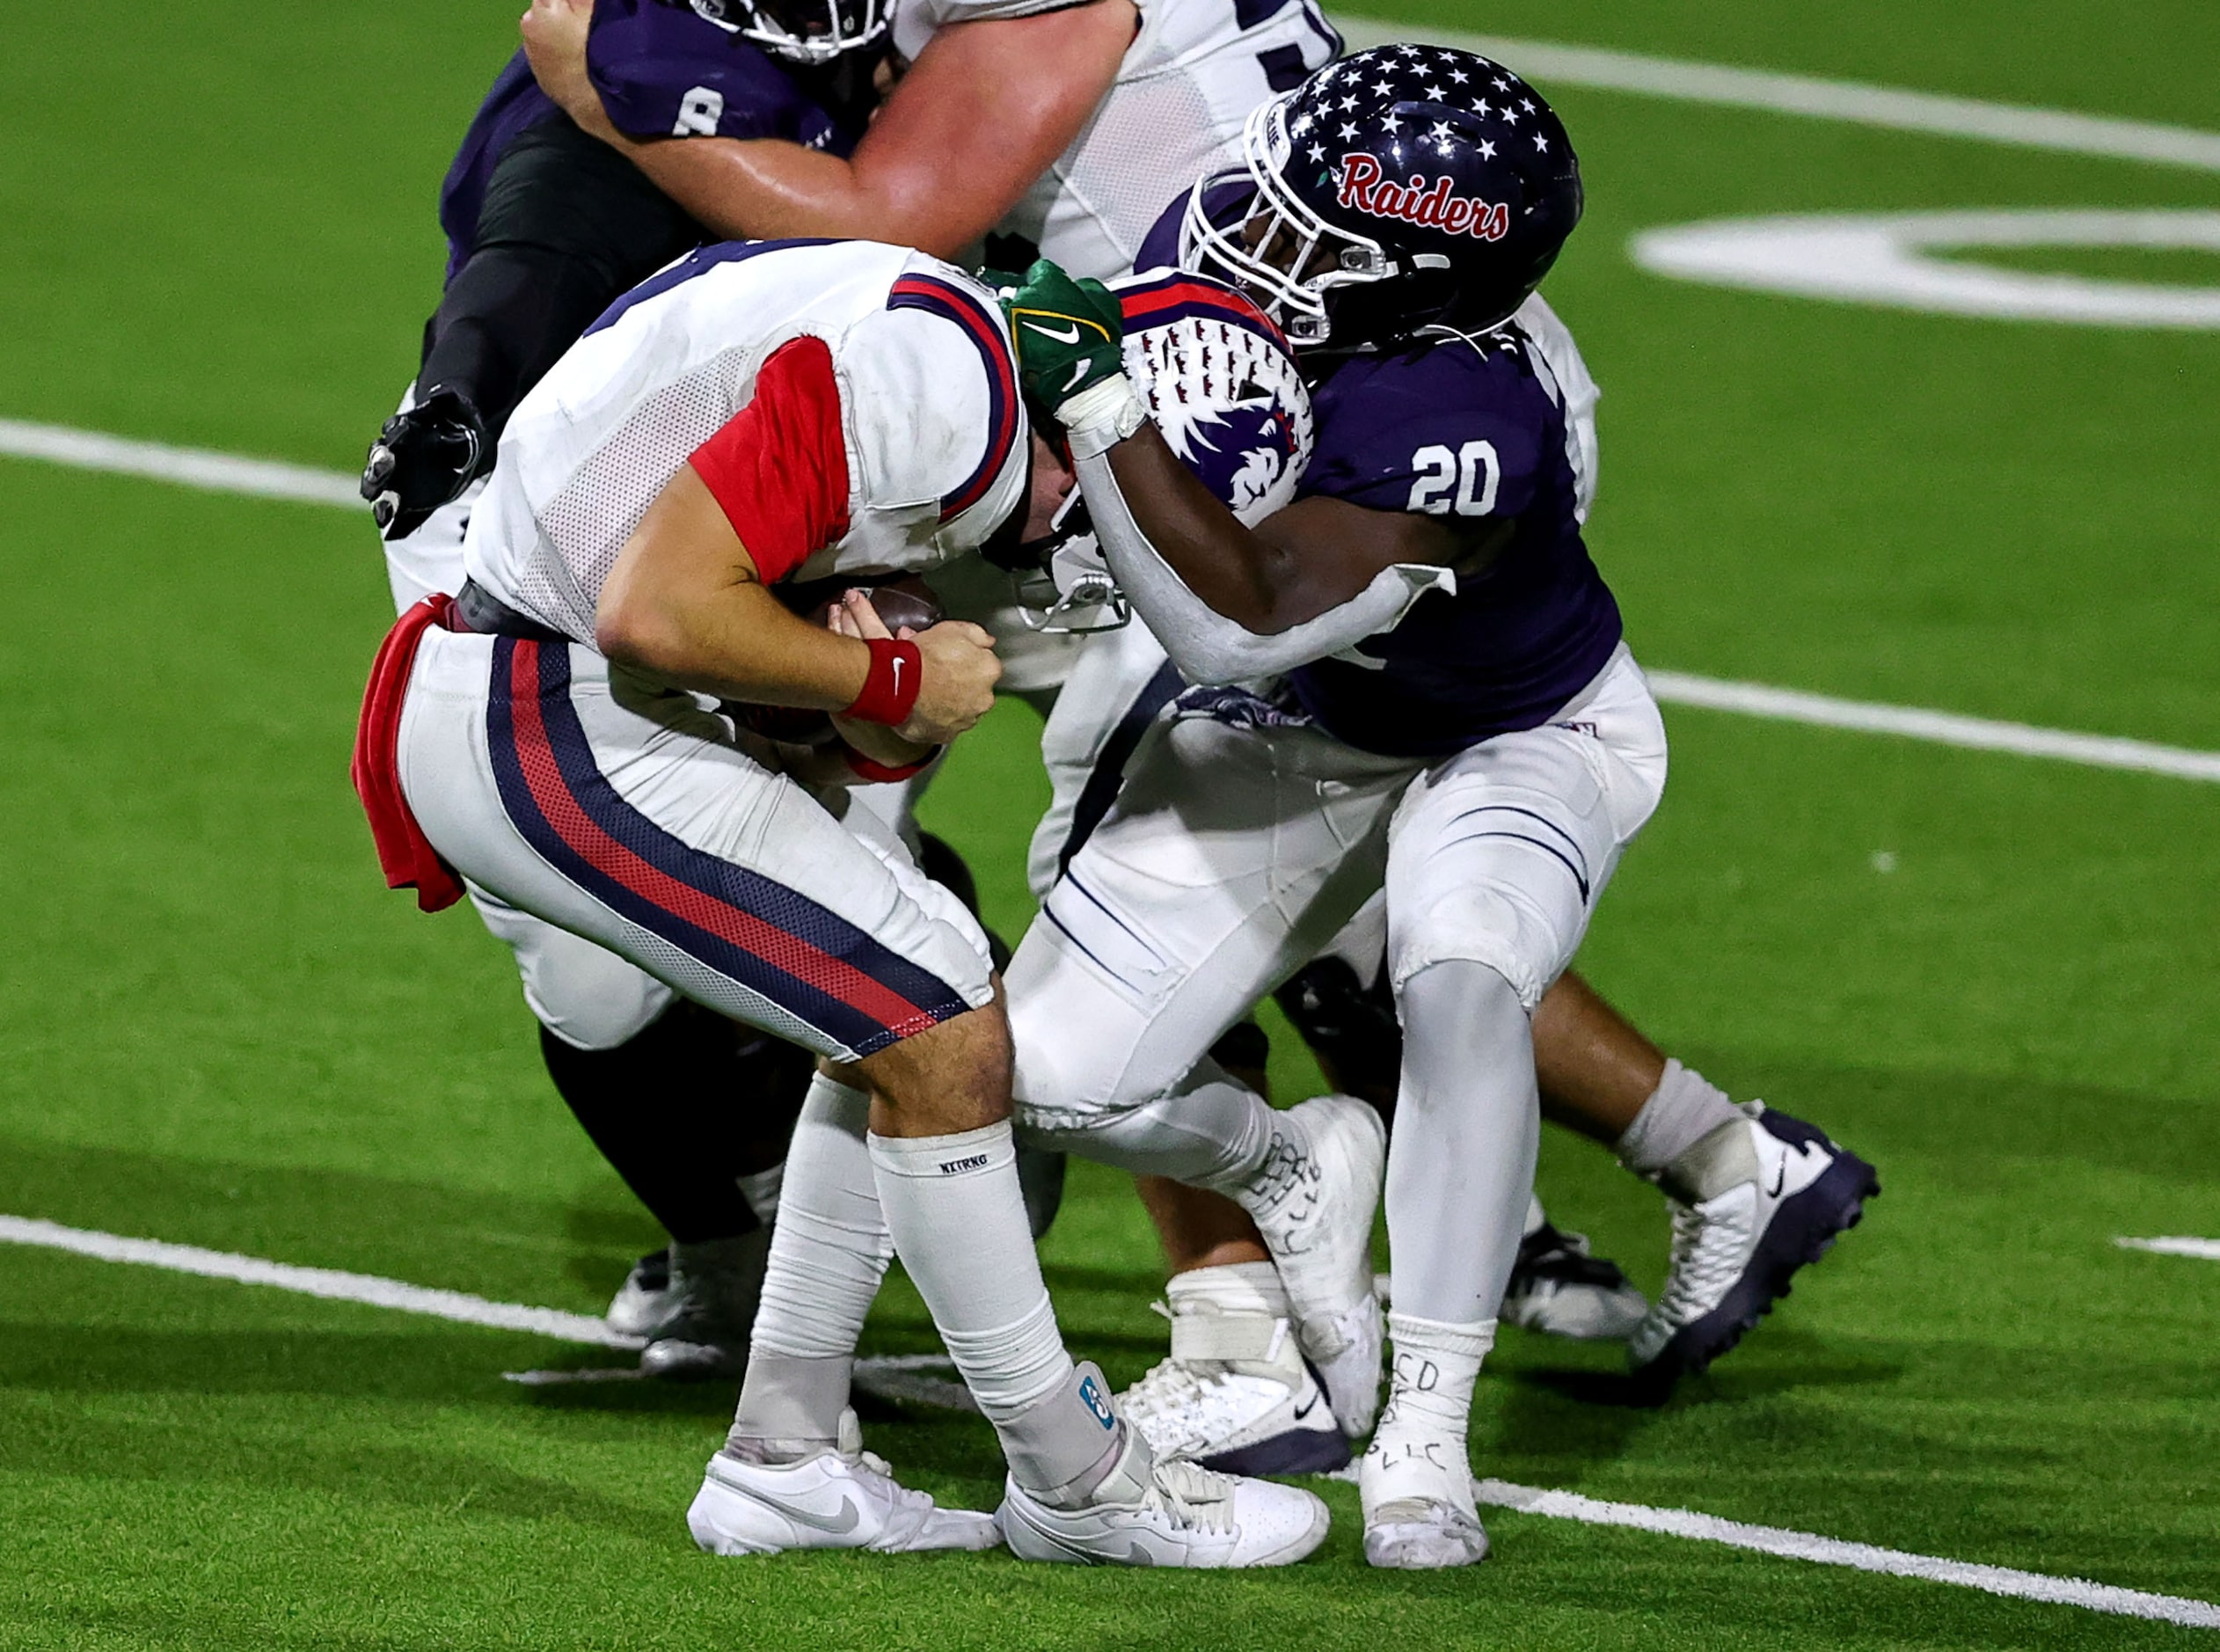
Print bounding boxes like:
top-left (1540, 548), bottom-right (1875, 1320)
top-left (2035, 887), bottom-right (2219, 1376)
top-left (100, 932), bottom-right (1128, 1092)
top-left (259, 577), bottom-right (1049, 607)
top-left (395, 628), bottom-right (997, 1064)
top-left (1007, 643), bottom-right (1668, 1137)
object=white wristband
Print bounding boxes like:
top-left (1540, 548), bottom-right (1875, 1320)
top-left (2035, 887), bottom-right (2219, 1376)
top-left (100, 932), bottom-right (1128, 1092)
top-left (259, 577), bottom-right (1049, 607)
top-left (1055, 373), bottom-right (1149, 461)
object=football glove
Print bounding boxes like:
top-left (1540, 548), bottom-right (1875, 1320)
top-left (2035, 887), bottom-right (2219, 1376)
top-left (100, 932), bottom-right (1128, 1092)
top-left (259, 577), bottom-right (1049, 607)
top-left (991, 259), bottom-right (1145, 459)
top-left (361, 384), bottom-right (493, 541)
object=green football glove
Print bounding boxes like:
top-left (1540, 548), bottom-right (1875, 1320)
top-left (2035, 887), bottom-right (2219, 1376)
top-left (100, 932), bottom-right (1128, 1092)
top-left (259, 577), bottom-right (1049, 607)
top-left (992, 259), bottom-right (1147, 458)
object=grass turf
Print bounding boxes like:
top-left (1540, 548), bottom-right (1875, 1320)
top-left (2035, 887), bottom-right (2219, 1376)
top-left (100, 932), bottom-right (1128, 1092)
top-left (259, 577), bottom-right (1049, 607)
top-left (2, 2), bottom-right (2216, 1647)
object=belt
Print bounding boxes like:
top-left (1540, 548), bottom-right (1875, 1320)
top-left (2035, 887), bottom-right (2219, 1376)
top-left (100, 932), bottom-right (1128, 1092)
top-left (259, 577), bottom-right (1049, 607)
top-left (453, 578), bottom-right (566, 642)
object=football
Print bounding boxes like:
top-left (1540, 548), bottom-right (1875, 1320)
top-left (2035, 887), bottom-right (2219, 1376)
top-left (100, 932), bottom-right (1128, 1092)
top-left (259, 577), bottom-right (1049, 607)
top-left (729, 575), bottom-right (946, 746)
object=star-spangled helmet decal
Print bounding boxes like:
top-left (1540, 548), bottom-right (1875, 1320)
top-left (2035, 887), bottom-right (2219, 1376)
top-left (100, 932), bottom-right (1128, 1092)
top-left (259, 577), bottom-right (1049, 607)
top-left (1177, 44), bottom-right (1583, 349)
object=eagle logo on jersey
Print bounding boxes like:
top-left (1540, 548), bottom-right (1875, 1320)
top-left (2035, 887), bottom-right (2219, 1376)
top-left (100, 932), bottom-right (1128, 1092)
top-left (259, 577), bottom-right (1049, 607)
top-left (1336, 154), bottom-right (1509, 243)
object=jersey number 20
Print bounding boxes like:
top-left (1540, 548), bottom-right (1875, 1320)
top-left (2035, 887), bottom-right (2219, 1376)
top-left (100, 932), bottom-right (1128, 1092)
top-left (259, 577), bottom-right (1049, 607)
top-left (1407, 441), bottom-right (1501, 516)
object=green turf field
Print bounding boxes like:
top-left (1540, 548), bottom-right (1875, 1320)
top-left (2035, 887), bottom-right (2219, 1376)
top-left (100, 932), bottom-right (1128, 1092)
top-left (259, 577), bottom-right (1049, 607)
top-left (3, 3), bottom-right (2216, 1647)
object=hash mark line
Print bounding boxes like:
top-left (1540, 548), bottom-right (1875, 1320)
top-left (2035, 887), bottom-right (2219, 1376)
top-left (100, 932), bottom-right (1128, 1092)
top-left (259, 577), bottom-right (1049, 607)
top-left (0, 417), bottom-right (363, 508)
top-left (2116, 1235), bottom-right (2220, 1260)
top-left (1471, 1480), bottom-right (2220, 1629)
top-left (1646, 670), bottom-right (2220, 784)
top-left (1333, 19), bottom-right (2220, 172)
top-left (0, 1214), bottom-right (642, 1350)
top-left (8, 1211), bottom-right (2213, 1625)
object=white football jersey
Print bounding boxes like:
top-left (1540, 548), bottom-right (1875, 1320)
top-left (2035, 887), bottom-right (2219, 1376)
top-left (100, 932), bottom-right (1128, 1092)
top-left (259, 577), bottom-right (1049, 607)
top-left (1509, 292), bottom-right (1601, 523)
top-left (464, 238), bottom-right (1027, 644)
top-left (894, 0), bottom-right (1341, 279)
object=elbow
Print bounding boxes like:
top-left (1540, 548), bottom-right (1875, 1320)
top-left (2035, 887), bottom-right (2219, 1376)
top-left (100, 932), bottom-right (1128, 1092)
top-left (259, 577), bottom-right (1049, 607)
top-left (593, 589), bottom-right (685, 676)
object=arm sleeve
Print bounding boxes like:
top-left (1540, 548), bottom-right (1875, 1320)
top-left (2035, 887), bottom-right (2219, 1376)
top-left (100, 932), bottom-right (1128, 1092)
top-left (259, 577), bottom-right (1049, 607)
top-left (688, 335), bottom-right (852, 585)
top-left (420, 121), bottom-right (703, 435)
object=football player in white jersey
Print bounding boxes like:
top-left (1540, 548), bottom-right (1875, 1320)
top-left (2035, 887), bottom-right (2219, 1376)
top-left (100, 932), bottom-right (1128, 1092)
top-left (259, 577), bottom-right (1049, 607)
top-left (354, 236), bottom-right (1344, 1565)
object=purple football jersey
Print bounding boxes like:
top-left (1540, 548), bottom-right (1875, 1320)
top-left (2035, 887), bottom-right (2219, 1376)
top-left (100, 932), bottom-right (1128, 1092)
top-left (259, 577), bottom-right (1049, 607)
top-left (437, 0), bottom-right (870, 281)
top-left (1138, 188), bottom-right (1622, 757)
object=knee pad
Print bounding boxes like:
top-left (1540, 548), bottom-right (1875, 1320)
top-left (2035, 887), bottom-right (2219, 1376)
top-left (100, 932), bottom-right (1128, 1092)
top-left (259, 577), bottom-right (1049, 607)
top-left (1389, 877), bottom-right (1568, 1012)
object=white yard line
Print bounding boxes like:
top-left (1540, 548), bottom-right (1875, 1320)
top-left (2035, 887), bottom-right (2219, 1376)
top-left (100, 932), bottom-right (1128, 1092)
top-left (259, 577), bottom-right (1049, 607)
top-left (2116, 1236), bottom-right (2220, 1261)
top-left (1644, 670), bottom-right (2220, 784)
top-left (6, 1212), bottom-right (2214, 1625)
top-left (1333, 19), bottom-right (2220, 172)
top-left (0, 1214), bottom-right (640, 1350)
top-left (4, 413), bottom-right (2218, 788)
top-left (0, 417), bottom-right (362, 508)
top-left (1471, 1479), bottom-right (2220, 1628)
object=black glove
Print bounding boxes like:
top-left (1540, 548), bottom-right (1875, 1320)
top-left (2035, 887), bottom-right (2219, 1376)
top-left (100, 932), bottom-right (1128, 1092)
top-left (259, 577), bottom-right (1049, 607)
top-left (360, 385), bottom-right (493, 541)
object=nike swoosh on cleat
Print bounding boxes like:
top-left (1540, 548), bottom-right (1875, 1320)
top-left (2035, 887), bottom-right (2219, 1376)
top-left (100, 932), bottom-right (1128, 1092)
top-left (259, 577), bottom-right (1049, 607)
top-left (1025, 319), bottom-right (1083, 344)
top-left (1292, 1393), bottom-right (1322, 1422)
top-left (1767, 1162), bottom-right (1786, 1197)
top-left (779, 1496), bottom-right (862, 1536)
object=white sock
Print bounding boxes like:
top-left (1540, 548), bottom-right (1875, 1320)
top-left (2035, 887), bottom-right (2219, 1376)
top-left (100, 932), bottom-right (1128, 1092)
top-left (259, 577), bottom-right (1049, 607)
top-left (735, 1162), bottom-right (784, 1227)
top-left (730, 1076), bottom-right (887, 1451)
top-left (868, 1121), bottom-right (1073, 1424)
top-left (1615, 1058), bottom-right (1745, 1180)
top-left (1365, 1312), bottom-right (1494, 1516)
top-left (1523, 1194), bottom-right (1549, 1239)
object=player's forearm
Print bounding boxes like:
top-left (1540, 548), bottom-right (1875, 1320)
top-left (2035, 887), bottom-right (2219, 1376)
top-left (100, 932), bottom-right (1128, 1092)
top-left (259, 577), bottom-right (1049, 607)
top-left (600, 574), bottom-right (871, 707)
top-left (1079, 436), bottom-right (1455, 686)
top-left (1103, 428), bottom-right (1311, 632)
top-left (596, 4), bottom-right (1134, 257)
top-left (620, 137), bottom-right (908, 248)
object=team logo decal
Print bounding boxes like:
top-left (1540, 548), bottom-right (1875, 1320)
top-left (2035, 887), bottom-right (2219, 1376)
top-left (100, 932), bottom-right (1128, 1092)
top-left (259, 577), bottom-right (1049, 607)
top-left (1336, 154), bottom-right (1508, 242)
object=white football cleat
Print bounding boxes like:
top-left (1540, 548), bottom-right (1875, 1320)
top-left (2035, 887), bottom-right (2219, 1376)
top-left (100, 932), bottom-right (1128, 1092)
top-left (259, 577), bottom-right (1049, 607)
top-left (1500, 1222), bottom-right (1649, 1342)
top-left (999, 1422), bottom-right (1329, 1568)
top-left (1119, 1300), bottom-right (1349, 1475)
top-left (689, 1412), bottom-right (1000, 1556)
top-left (636, 1232), bottom-right (771, 1381)
top-left (1359, 1421), bottom-right (1488, 1570)
top-left (1629, 1104), bottom-right (1880, 1391)
top-left (1241, 1095), bottom-right (1386, 1437)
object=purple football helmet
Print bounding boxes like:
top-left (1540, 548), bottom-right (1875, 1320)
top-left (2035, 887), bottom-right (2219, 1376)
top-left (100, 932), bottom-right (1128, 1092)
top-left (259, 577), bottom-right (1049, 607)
top-left (1181, 44), bottom-right (1582, 348)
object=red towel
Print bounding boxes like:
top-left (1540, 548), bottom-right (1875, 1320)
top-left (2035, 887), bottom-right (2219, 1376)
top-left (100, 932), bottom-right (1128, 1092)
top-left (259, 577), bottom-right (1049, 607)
top-left (351, 594), bottom-right (465, 913)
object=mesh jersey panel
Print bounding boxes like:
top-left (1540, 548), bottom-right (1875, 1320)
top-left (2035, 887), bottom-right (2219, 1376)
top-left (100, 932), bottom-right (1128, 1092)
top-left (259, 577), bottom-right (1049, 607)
top-left (1044, 69), bottom-right (1226, 274)
top-left (509, 344), bottom-right (759, 640)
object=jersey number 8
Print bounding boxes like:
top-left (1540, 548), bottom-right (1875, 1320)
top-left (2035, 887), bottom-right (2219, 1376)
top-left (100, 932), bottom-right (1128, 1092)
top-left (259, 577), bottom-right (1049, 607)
top-left (1407, 440), bottom-right (1501, 516)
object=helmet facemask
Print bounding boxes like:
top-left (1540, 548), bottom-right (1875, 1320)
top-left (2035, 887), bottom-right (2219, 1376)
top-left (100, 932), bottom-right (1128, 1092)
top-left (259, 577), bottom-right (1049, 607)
top-left (1181, 99), bottom-right (1400, 348)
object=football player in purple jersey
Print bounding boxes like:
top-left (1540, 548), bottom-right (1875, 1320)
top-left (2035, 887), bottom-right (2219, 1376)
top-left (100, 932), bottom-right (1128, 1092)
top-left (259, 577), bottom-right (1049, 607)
top-left (995, 46), bottom-right (1880, 1566)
